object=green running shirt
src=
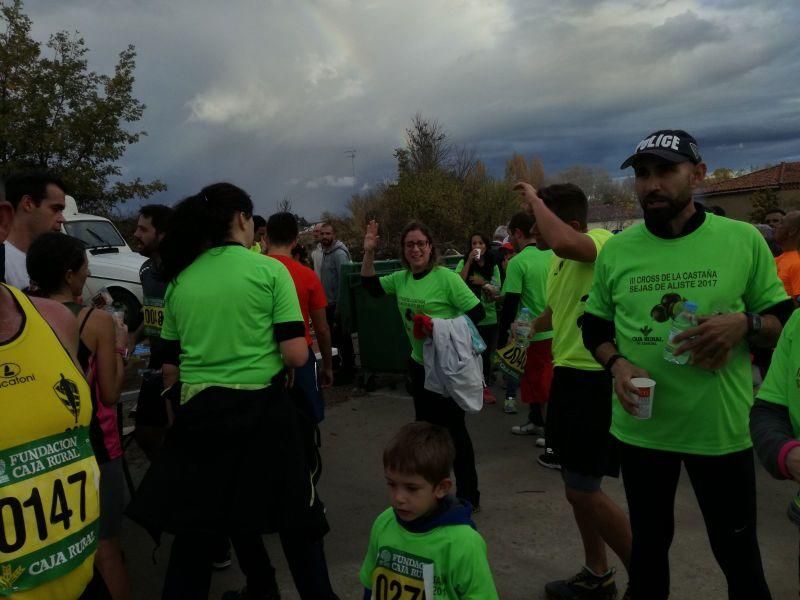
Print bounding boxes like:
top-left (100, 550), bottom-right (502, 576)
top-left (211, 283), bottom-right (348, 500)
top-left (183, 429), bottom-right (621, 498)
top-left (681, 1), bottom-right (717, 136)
top-left (757, 310), bottom-right (800, 436)
top-left (161, 245), bottom-right (303, 388)
top-left (359, 508), bottom-right (499, 600)
top-left (501, 245), bottom-right (554, 342)
top-left (586, 215), bottom-right (788, 454)
top-left (380, 267), bottom-right (480, 365)
top-left (454, 259), bottom-right (501, 326)
top-left (547, 229), bottom-right (612, 369)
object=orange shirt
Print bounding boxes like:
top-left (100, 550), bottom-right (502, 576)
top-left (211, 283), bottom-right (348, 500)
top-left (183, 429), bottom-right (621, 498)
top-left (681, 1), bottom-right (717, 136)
top-left (269, 254), bottom-right (328, 345)
top-left (776, 250), bottom-right (800, 298)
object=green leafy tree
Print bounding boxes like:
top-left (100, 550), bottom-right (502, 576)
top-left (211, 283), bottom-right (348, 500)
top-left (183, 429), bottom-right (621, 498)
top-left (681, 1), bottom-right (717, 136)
top-left (393, 113), bottom-right (451, 176)
top-left (0, 0), bottom-right (165, 214)
top-left (706, 167), bottom-right (736, 183)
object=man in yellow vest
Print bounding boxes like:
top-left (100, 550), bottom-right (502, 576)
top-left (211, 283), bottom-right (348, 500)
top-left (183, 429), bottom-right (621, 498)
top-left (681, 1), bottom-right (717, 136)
top-left (0, 184), bottom-right (102, 600)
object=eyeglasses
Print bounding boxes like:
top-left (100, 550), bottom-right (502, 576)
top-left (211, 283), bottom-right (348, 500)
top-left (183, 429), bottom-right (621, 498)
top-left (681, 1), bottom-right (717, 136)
top-left (404, 240), bottom-right (430, 250)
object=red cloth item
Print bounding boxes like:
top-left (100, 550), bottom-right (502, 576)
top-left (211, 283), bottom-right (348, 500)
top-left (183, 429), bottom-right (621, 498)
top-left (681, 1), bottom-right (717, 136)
top-left (412, 314), bottom-right (433, 339)
top-left (520, 338), bottom-right (554, 405)
top-left (269, 254), bottom-right (328, 346)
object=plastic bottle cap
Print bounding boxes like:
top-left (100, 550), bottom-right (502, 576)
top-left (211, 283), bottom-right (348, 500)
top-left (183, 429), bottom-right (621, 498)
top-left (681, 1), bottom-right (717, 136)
top-left (683, 301), bottom-right (698, 312)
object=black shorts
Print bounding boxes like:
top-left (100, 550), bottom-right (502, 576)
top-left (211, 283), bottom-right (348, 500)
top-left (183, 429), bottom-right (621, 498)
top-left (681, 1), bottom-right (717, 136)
top-left (548, 367), bottom-right (618, 487)
top-left (99, 458), bottom-right (124, 539)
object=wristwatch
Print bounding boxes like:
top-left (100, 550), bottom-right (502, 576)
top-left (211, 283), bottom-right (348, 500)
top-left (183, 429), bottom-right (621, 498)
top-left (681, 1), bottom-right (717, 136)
top-left (745, 312), bottom-right (762, 336)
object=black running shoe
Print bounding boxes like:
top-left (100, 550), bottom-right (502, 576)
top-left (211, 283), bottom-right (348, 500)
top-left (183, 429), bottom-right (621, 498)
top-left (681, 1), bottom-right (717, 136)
top-left (537, 448), bottom-right (561, 470)
top-left (212, 547), bottom-right (232, 571)
top-left (545, 567), bottom-right (618, 599)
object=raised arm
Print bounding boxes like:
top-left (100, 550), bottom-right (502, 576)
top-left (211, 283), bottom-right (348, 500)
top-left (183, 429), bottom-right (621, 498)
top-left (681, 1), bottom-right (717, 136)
top-left (514, 182), bottom-right (599, 263)
top-left (361, 220), bottom-right (379, 277)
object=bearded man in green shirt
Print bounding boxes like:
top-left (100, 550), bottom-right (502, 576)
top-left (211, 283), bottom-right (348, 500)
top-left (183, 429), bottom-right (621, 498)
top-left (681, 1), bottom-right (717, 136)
top-left (582, 130), bottom-right (792, 600)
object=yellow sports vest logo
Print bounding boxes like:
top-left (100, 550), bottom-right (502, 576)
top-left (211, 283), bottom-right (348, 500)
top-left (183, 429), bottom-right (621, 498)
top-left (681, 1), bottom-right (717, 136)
top-left (0, 428), bottom-right (99, 596)
top-left (52, 376), bottom-right (82, 422)
top-left (0, 363), bottom-right (34, 389)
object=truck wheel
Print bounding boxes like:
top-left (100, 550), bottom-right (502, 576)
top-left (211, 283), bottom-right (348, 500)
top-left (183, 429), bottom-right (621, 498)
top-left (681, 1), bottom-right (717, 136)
top-left (109, 288), bottom-right (142, 331)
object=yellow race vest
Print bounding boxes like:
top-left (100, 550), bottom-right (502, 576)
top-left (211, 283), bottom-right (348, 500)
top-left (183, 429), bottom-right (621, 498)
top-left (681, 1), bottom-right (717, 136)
top-left (0, 285), bottom-right (100, 600)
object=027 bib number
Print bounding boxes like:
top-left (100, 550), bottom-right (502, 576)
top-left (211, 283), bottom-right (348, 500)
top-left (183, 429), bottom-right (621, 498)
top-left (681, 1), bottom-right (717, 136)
top-left (373, 571), bottom-right (425, 600)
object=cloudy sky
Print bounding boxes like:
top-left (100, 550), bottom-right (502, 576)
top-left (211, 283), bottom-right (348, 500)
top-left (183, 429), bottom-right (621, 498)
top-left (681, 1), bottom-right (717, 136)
top-left (23, 0), bottom-right (800, 220)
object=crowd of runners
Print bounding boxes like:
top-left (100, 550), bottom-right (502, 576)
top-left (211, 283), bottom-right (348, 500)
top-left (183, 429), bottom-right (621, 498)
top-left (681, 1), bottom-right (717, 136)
top-left (2, 128), bottom-right (800, 600)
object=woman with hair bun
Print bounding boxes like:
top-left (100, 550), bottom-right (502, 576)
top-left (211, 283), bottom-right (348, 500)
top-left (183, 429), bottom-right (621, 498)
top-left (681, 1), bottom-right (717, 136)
top-left (126, 182), bottom-right (337, 600)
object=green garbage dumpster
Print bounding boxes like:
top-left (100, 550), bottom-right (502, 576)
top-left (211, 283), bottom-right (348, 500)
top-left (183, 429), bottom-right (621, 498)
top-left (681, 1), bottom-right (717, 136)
top-left (339, 261), bottom-right (410, 378)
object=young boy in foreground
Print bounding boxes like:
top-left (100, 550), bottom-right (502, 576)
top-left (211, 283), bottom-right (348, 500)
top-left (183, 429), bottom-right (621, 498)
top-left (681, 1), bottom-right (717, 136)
top-left (359, 422), bottom-right (499, 599)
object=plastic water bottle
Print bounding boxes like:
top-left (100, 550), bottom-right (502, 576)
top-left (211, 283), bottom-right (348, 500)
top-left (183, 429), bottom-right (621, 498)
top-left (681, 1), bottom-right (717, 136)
top-left (663, 301), bottom-right (698, 365)
top-left (514, 308), bottom-right (534, 348)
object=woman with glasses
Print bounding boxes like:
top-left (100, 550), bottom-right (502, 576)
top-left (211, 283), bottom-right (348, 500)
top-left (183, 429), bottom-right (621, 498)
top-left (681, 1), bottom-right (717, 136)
top-left (126, 183), bottom-right (336, 600)
top-left (361, 220), bottom-right (486, 510)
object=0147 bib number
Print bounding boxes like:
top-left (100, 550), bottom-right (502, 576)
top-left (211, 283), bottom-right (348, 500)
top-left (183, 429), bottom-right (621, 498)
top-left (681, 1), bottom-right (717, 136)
top-left (0, 428), bottom-right (99, 594)
top-left (1, 471), bottom-right (89, 553)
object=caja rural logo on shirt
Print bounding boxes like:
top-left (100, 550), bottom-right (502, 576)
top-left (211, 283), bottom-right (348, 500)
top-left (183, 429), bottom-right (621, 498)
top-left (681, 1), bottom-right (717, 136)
top-left (372, 546), bottom-right (438, 599)
top-left (0, 564), bottom-right (25, 591)
top-left (632, 324), bottom-right (662, 346)
top-left (631, 294), bottom-right (686, 346)
top-left (0, 362), bottom-right (36, 388)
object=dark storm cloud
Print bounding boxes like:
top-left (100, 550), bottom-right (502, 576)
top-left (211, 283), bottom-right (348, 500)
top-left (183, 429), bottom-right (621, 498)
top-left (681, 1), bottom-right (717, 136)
top-left (19, 0), bottom-right (800, 217)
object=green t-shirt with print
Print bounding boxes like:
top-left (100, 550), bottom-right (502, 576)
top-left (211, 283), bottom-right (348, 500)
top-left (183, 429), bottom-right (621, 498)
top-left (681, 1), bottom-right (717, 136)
top-left (380, 267), bottom-right (480, 365)
top-left (359, 508), bottom-right (499, 600)
top-left (161, 245), bottom-right (303, 387)
top-left (547, 228), bottom-right (613, 369)
top-left (501, 245), bottom-right (554, 342)
top-left (586, 214), bottom-right (788, 455)
top-left (757, 310), bottom-right (800, 436)
top-left (455, 259), bottom-right (501, 326)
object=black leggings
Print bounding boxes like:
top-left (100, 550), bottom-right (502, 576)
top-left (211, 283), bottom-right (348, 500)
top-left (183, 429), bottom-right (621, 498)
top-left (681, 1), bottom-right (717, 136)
top-left (477, 324), bottom-right (498, 383)
top-left (408, 360), bottom-right (480, 506)
top-left (620, 443), bottom-right (771, 600)
top-left (162, 532), bottom-right (337, 599)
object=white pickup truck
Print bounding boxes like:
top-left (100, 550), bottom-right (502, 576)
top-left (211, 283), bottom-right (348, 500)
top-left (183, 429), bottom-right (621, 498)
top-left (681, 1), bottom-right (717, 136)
top-left (62, 195), bottom-right (145, 328)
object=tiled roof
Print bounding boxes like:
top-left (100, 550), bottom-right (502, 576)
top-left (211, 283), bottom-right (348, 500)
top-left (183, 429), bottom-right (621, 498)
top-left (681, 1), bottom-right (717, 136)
top-left (701, 162), bottom-right (800, 196)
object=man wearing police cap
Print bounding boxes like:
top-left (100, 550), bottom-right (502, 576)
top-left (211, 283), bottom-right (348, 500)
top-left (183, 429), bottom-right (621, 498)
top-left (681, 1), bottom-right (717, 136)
top-left (580, 129), bottom-right (791, 599)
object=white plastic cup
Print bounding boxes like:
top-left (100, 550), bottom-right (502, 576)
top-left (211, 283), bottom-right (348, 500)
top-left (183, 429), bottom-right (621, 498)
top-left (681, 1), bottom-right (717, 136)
top-left (475, 248), bottom-right (481, 260)
top-left (108, 307), bottom-right (127, 333)
top-left (629, 377), bottom-right (656, 420)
